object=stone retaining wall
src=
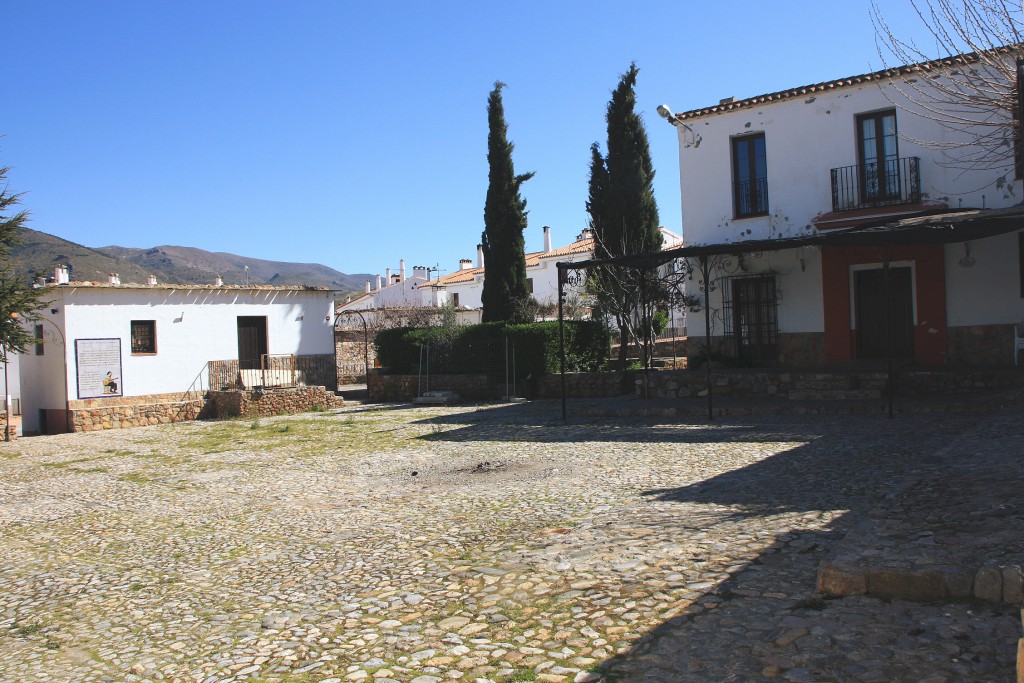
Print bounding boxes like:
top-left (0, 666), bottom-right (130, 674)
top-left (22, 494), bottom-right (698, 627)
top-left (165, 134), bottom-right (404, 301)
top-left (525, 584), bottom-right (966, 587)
top-left (947, 324), bottom-right (1019, 366)
top-left (368, 373), bottom-right (496, 402)
top-left (533, 372), bottom-right (636, 399)
top-left (69, 395), bottom-right (208, 432)
top-left (206, 386), bottom-right (342, 419)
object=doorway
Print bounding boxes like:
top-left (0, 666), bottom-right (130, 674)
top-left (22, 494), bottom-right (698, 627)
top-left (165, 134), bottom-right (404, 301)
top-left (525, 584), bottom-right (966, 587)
top-left (237, 316), bottom-right (268, 370)
top-left (854, 266), bottom-right (914, 359)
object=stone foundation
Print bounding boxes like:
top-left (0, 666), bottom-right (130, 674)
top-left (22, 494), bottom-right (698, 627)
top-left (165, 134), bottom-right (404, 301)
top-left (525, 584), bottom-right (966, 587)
top-left (947, 324), bottom-right (1020, 366)
top-left (369, 373), bottom-right (496, 402)
top-left (336, 330), bottom-right (376, 384)
top-left (206, 386), bottom-right (342, 419)
top-left (68, 392), bottom-right (209, 432)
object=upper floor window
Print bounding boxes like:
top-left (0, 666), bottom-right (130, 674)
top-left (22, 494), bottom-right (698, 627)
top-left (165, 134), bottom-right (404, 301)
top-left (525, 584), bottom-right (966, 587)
top-left (34, 324), bottom-right (44, 355)
top-left (131, 320), bottom-right (156, 354)
top-left (732, 133), bottom-right (768, 218)
top-left (857, 110), bottom-right (899, 203)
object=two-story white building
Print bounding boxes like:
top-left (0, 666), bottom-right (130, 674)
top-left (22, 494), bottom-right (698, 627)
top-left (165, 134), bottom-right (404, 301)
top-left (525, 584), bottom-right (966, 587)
top-left (658, 50), bottom-right (1024, 367)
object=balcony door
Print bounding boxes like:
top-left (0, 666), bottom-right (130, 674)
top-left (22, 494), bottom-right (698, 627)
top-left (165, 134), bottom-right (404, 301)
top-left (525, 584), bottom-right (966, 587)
top-left (857, 110), bottom-right (899, 204)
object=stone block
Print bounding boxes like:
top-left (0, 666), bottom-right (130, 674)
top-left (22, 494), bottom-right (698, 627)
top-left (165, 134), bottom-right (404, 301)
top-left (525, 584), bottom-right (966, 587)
top-left (973, 565), bottom-right (1004, 603)
top-left (867, 569), bottom-right (946, 601)
top-left (1003, 566), bottom-right (1023, 604)
top-left (817, 563), bottom-right (866, 596)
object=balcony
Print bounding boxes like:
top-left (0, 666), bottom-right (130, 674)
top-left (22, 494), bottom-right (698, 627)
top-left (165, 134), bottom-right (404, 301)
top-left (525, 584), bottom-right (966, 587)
top-left (830, 157), bottom-right (920, 212)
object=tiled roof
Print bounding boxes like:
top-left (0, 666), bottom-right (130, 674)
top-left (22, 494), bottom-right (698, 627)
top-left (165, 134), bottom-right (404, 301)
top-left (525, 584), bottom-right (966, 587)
top-left (672, 50), bottom-right (1007, 121)
top-left (420, 236), bottom-right (597, 287)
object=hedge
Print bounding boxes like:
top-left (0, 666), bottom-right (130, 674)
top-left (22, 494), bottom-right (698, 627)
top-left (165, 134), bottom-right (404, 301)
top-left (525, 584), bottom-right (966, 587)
top-left (374, 321), bottom-right (609, 377)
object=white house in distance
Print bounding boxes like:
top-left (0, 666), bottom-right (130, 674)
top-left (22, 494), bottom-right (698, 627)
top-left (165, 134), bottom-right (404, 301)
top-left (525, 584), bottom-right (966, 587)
top-left (657, 49), bottom-right (1024, 367)
top-left (419, 225), bottom-right (683, 314)
top-left (21, 268), bottom-right (336, 434)
top-left (339, 259), bottom-right (440, 311)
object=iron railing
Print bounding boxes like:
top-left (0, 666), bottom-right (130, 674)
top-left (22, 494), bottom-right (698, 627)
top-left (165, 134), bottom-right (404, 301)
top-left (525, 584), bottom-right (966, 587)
top-left (734, 177), bottom-right (769, 217)
top-left (831, 156), bottom-right (920, 212)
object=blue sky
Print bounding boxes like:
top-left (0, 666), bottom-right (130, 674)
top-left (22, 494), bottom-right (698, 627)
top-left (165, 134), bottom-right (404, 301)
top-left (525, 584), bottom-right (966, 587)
top-left (2, 1), bottom-right (936, 277)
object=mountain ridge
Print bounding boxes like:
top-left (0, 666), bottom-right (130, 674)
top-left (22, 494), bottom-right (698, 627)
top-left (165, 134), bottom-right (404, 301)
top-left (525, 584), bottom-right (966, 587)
top-left (7, 228), bottom-right (371, 292)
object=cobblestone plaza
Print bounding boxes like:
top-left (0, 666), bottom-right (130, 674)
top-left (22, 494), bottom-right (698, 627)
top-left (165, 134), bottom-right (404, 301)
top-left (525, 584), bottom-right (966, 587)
top-left (0, 402), bottom-right (1018, 682)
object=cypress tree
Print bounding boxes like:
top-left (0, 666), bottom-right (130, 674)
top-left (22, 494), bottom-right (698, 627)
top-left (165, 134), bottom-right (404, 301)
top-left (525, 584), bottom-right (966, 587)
top-left (0, 164), bottom-right (41, 361)
top-left (481, 82), bottom-right (534, 323)
top-left (587, 63), bottom-right (663, 368)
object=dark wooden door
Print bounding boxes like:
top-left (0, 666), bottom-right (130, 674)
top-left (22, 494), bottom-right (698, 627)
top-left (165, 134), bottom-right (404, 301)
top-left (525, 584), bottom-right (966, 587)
top-left (237, 316), bottom-right (268, 370)
top-left (854, 267), bottom-right (914, 359)
top-left (732, 276), bottom-right (778, 362)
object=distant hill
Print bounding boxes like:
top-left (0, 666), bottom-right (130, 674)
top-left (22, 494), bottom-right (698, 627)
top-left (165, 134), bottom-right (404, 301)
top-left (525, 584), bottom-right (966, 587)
top-left (7, 228), bottom-right (372, 292)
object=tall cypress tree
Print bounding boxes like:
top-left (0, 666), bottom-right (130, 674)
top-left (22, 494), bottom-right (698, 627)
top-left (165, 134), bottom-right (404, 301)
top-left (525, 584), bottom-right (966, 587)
top-left (481, 82), bottom-right (534, 323)
top-left (587, 63), bottom-right (663, 367)
top-left (0, 164), bottom-right (41, 361)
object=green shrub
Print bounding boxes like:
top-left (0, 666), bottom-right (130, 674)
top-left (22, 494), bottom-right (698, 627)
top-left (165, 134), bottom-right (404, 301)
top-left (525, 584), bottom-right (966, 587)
top-left (373, 320), bottom-right (609, 377)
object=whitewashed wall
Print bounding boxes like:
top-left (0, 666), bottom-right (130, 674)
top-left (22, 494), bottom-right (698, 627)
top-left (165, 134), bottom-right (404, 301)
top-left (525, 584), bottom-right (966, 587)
top-left (340, 277), bottom-right (430, 311)
top-left (20, 286), bottom-right (335, 432)
top-left (944, 232), bottom-right (1024, 326)
top-left (674, 71), bottom-right (1022, 247)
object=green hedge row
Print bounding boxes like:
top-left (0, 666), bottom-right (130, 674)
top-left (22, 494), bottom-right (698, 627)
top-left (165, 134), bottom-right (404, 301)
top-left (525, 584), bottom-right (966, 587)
top-left (374, 321), bottom-right (609, 377)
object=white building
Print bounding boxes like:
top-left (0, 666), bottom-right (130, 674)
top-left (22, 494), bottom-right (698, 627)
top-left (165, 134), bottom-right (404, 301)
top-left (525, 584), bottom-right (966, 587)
top-left (21, 269), bottom-right (336, 434)
top-left (658, 50), bottom-right (1024, 366)
top-left (424, 225), bottom-right (682, 314)
top-left (339, 259), bottom-right (439, 312)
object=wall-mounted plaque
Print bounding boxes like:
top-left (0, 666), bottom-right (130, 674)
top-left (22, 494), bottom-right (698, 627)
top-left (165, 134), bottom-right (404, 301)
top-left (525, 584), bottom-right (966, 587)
top-left (75, 338), bottom-right (123, 399)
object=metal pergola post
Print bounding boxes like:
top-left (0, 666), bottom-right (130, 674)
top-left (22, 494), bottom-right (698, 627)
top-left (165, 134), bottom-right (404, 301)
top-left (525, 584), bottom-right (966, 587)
top-left (558, 265), bottom-right (567, 422)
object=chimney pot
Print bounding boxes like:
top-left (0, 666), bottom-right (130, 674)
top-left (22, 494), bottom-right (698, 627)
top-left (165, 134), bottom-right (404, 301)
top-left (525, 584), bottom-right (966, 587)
top-left (477, 244), bottom-right (484, 269)
top-left (543, 225), bottom-right (552, 253)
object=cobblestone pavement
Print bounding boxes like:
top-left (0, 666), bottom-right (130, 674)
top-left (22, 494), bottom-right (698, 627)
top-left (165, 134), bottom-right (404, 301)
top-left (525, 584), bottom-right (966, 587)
top-left (0, 402), bottom-right (1017, 682)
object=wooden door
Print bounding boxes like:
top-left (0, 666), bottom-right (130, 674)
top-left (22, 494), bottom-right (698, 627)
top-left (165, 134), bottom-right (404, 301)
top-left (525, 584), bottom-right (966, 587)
top-left (854, 267), bottom-right (914, 359)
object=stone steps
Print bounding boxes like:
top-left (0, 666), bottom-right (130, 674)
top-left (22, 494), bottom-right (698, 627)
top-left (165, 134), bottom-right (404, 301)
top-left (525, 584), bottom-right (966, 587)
top-left (788, 389), bottom-right (883, 401)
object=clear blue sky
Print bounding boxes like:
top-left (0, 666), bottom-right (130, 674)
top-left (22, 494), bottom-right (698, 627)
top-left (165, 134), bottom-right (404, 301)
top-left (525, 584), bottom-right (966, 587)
top-left (2, 1), bottom-right (936, 277)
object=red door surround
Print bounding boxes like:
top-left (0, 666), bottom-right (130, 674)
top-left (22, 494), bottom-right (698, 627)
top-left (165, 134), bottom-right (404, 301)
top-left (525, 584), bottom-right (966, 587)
top-left (821, 244), bottom-right (947, 365)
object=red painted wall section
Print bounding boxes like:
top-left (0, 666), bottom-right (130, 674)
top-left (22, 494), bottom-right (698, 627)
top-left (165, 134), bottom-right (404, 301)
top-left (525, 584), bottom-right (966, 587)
top-left (820, 244), bottom-right (947, 365)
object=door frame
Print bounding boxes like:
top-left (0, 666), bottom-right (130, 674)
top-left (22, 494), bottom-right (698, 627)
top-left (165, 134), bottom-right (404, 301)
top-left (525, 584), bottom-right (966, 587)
top-left (850, 262), bottom-right (916, 359)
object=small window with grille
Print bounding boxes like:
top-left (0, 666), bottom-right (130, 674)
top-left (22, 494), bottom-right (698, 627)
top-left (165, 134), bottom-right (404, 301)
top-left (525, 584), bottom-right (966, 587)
top-left (131, 320), bottom-right (156, 354)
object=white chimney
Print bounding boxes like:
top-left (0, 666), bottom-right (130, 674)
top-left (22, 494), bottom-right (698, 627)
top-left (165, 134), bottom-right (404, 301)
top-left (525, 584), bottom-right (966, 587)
top-left (413, 265), bottom-right (427, 280)
top-left (477, 244), bottom-right (484, 269)
top-left (147, 275), bottom-right (158, 286)
top-left (365, 280), bottom-right (371, 293)
top-left (108, 273), bottom-right (120, 285)
top-left (399, 259), bottom-right (406, 282)
top-left (543, 226), bottom-right (552, 253)
top-left (459, 259), bottom-right (473, 271)
top-left (385, 267), bottom-right (391, 283)
top-left (54, 265), bottom-right (70, 284)
top-left (375, 274), bottom-right (382, 290)
top-left (214, 276), bottom-right (223, 287)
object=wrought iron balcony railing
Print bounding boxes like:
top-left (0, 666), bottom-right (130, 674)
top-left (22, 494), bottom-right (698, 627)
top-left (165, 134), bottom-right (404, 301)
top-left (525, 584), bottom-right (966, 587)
top-left (830, 156), bottom-right (920, 212)
top-left (734, 177), bottom-right (769, 217)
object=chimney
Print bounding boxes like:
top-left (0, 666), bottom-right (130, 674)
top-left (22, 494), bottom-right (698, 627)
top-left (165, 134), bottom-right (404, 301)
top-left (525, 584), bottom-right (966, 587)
top-left (579, 228), bottom-right (594, 241)
top-left (365, 280), bottom-right (371, 293)
top-left (477, 244), bottom-right (484, 269)
top-left (459, 259), bottom-right (473, 271)
top-left (54, 265), bottom-right (70, 284)
top-left (214, 276), bottom-right (223, 287)
top-left (543, 225), bottom-right (552, 253)
top-left (108, 273), bottom-right (120, 285)
top-left (385, 267), bottom-right (391, 283)
top-left (413, 265), bottom-right (427, 280)
top-left (375, 274), bottom-right (382, 290)
top-left (391, 274), bottom-right (400, 284)
top-left (399, 259), bottom-right (406, 282)
top-left (147, 275), bottom-right (158, 286)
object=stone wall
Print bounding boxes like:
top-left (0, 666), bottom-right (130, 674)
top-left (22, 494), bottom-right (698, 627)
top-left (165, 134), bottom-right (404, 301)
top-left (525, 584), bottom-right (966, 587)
top-left (534, 372), bottom-right (636, 399)
top-left (205, 386), bottom-right (342, 419)
top-left (368, 373), bottom-right (495, 402)
top-left (68, 393), bottom-right (209, 432)
top-left (947, 324), bottom-right (1019, 366)
top-left (336, 330), bottom-right (375, 383)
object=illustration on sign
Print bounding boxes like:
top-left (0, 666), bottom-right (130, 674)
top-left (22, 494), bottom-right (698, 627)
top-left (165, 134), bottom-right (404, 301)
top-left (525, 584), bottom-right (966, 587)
top-left (75, 338), bottom-right (123, 399)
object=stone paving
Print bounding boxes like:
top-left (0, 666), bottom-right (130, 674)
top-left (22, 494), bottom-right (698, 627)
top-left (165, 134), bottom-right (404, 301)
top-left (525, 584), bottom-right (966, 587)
top-left (0, 401), bottom-right (1018, 682)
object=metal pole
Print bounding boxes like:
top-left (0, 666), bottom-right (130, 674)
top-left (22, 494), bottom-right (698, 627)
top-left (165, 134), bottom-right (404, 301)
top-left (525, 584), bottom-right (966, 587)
top-left (558, 266), bottom-right (567, 422)
top-left (640, 271), bottom-right (649, 400)
top-left (702, 256), bottom-right (713, 421)
top-left (884, 248), bottom-right (894, 419)
top-left (3, 354), bottom-right (9, 442)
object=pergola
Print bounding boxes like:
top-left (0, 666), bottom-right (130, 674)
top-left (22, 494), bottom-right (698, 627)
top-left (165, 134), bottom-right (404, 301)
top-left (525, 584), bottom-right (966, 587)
top-left (556, 205), bottom-right (1024, 420)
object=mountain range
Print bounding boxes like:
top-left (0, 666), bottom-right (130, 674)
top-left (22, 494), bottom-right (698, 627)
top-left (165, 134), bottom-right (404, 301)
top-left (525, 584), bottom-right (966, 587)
top-left (8, 227), bottom-right (372, 293)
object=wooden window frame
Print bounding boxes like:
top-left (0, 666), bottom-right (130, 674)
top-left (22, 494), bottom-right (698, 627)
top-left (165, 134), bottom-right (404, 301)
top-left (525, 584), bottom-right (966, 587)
top-left (34, 324), bottom-right (44, 356)
top-left (130, 320), bottom-right (157, 355)
top-left (856, 109), bottom-right (900, 203)
top-left (731, 133), bottom-right (768, 218)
